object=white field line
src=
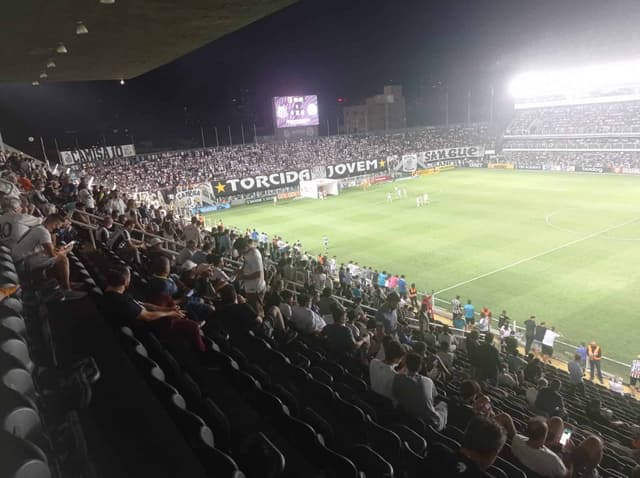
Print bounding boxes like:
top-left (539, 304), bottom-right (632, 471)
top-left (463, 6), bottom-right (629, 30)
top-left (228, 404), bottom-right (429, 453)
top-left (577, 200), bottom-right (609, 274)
top-left (435, 215), bottom-right (640, 295)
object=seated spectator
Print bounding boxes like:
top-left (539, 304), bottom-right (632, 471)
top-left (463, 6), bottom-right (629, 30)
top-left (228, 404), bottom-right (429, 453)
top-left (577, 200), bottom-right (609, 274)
top-left (448, 380), bottom-right (483, 430)
top-left (471, 395), bottom-right (516, 439)
top-left (369, 339), bottom-right (404, 401)
top-left (535, 379), bottom-right (566, 418)
top-left (524, 355), bottom-right (544, 383)
top-left (322, 304), bottom-right (366, 357)
top-left (567, 435), bottom-right (603, 478)
top-left (544, 416), bottom-right (567, 455)
top-left (426, 416), bottom-right (507, 476)
top-left (210, 255), bottom-right (233, 283)
top-left (11, 213), bottom-right (82, 298)
top-left (609, 376), bottom-right (625, 396)
top-left (291, 293), bottom-right (325, 335)
top-left (191, 242), bottom-right (212, 264)
top-left (367, 322), bottom-right (386, 359)
top-left (526, 378), bottom-right (548, 407)
top-left (0, 196), bottom-right (40, 248)
top-left (278, 290), bottom-right (294, 322)
top-left (95, 216), bottom-right (113, 244)
top-left (346, 307), bottom-right (367, 340)
top-left (214, 283), bottom-right (262, 336)
top-left (103, 265), bottom-right (205, 351)
top-left (438, 325), bottom-right (453, 347)
top-left (436, 341), bottom-right (454, 370)
top-left (423, 325), bottom-right (438, 349)
top-left (585, 398), bottom-right (630, 430)
top-left (176, 240), bottom-right (197, 266)
top-left (610, 426), bottom-right (640, 465)
top-left (107, 219), bottom-right (144, 264)
top-left (497, 366), bottom-right (519, 389)
top-left (392, 352), bottom-right (447, 430)
top-left (511, 416), bottom-right (568, 477)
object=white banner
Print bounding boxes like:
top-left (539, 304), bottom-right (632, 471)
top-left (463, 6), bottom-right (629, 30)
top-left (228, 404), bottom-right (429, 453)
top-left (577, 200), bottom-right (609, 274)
top-left (59, 144), bottom-right (136, 166)
top-left (394, 145), bottom-right (485, 171)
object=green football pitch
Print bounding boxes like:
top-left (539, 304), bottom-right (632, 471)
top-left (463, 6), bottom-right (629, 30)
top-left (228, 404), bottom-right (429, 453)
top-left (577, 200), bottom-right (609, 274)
top-left (207, 169), bottom-right (640, 376)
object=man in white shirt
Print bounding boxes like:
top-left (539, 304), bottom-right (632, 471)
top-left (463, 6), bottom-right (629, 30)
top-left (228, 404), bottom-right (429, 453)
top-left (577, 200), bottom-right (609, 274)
top-left (0, 196), bottom-right (41, 248)
top-left (512, 417), bottom-right (568, 477)
top-left (183, 217), bottom-right (201, 246)
top-left (235, 237), bottom-right (266, 316)
top-left (210, 255), bottom-right (233, 284)
top-left (291, 293), bottom-right (325, 335)
top-left (12, 213), bottom-right (79, 296)
top-left (542, 327), bottom-right (560, 363)
top-left (370, 340), bottom-right (405, 401)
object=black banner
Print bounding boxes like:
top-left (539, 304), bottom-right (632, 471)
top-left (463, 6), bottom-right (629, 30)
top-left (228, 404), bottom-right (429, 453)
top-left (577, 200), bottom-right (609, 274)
top-left (59, 144), bottom-right (136, 166)
top-left (212, 159), bottom-right (388, 196)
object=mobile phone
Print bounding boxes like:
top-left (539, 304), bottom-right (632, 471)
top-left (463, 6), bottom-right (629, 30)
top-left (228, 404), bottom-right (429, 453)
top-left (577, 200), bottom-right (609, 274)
top-left (559, 428), bottom-right (572, 445)
top-left (185, 289), bottom-right (194, 298)
top-left (66, 240), bottom-right (76, 248)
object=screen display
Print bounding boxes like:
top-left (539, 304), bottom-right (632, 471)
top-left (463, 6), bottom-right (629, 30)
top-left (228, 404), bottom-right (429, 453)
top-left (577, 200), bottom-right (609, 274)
top-left (274, 95), bottom-right (319, 128)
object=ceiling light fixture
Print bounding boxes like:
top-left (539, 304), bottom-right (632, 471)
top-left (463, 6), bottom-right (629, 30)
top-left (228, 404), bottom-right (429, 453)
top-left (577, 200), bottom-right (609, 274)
top-left (56, 43), bottom-right (68, 54)
top-left (46, 60), bottom-right (56, 69)
top-left (76, 21), bottom-right (89, 35)
top-left (39, 72), bottom-right (48, 79)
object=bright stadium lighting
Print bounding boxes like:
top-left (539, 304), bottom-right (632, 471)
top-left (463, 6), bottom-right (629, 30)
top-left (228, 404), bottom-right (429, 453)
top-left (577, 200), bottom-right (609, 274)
top-left (39, 71), bottom-right (48, 79)
top-left (46, 59), bottom-right (56, 69)
top-left (56, 43), bottom-right (68, 54)
top-left (100, 0), bottom-right (115, 4)
top-left (508, 59), bottom-right (640, 99)
top-left (31, 81), bottom-right (39, 86)
top-left (119, 79), bottom-right (125, 85)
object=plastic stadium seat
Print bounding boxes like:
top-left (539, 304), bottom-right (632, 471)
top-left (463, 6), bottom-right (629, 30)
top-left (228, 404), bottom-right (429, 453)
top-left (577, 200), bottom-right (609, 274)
top-left (0, 270), bottom-right (20, 284)
top-left (0, 315), bottom-right (27, 338)
top-left (1, 298), bottom-right (23, 315)
top-left (388, 424), bottom-right (427, 457)
top-left (229, 368), bottom-right (262, 397)
top-left (197, 444), bottom-right (246, 478)
top-left (366, 419), bottom-right (402, 470)
top-left (237, 432), bottom-right (286, 478)
top-left (493, 456), bottom-right (527, 478)
top-left (402, 442), bottom-right (426, 478)
top-left (196, 398), bottom-right (231, 453)
top-left (349, 444), bottom-right (394, 478)
top-left (173, 407), bottom-right (215, 449)
top-left (251, 388), bottom-right (290, 419)
top-left (271, 384), bottom-right (300, 417)
top-left (301, 407), bottom-right (335, 447)
top-left (2, 366), bottom-right (35, 400)
top-left (310, 366), bottom-right (333, 386)
top-left (0, 329), bottom-right (34, 373)
top-left (0, 385), bottom-right (42, 442)
top-left (130, 353), bottom-right (166, 382)
top-left (0, 430), bottom-right (51, 478)
top-left (147, 376), bottom-right (187, 411)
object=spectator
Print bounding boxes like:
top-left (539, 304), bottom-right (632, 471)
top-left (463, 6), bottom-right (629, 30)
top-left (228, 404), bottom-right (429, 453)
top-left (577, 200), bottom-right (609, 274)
top-left (567, 436), bottom-right (603, 478)
top-left (568, 353), bottom-right (585, 394)
top-left (576, 342), bottom-right (588, 370)
top-left (95, 216), bottom-right (113, 244)
top-left (535, 379), bottom-right (566, 418)
top-left (318, 287), bottom-right (339, 322)
top-left (610, 426), bottom-right (640, 465)
top-left (475, 333), bottom-right (501, 384)
top-left (0, 196), bottom-right (40, 248)
top-left (511, 416), bottom-right (568, 478)
top-left (234, 237), bottom-right (266, 316)
top-left (214, 283), bottom-right (262, 336)
top-left (375, 291), bottom-right (400, 336)
top-left (526, 378), bottom-right (548, 407)
top-left (176, 239), bottom-right (197, 266)
top-left (291, 293), bottom-right (325, 335)
top-left (426, 416), bottom-right (507, 476)
top-left (322, 304), bottom-right (366, 356)
top-left (103, 265), bottom-right (205, 351)
top-left (183, 216), bottom-right (201, 246)
top-left (436, 341), bottom-right (454, 370)
top-left (464, 299), bottom-right (475, 328)
top-left (107, 219), bottom-right (144, 264)
top-left (631, 354), bottom-right (640, 394)
top-left (392, 352), bottom-right (448, 430)
top-left (369, 339), bottom-right (404, 401)
top-left (587, 341), bottom-right (603, 383)
top-left (524, 315), bottom-right (536, 355)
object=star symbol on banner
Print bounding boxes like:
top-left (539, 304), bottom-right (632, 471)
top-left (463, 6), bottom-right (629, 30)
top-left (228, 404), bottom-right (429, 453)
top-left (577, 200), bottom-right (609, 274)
top-left (215, 182), bottom-right (226, 193)
top-left (379, 159), bottom-right (386, 168)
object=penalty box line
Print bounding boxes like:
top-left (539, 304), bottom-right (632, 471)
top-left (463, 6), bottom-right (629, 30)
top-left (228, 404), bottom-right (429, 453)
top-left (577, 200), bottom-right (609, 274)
top-left (435, 215), bottom-right (640, 296)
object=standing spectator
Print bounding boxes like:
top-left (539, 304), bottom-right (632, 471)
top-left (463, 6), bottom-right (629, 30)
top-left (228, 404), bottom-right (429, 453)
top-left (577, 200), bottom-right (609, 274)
top-left (541, 326), bottom-right (560, 363)
top-left (630, 354), bottom-right (640, 394)
top-left (568, 353), bottom-right (585, 394)
top-left (533, 321), bottom-right (548, 355)
top-left (183, 217), bottom-right (201, 246)
top-left (524, 315), bottom-right (536, 355)
top-left (576, 342), bottom-right (588, 370)
top-left (392, 352), bottom-right (448, 430)
top-left (397, 274), bottom-right (407, 299)
top-left (587, 341), bottom-right (603, 383)
top-left (450, 295), bottom-right (462, 321)
top-left (511, 417), bottom-right (568, 478)
top-left (235, 237), bottom-right (266, 316)
top-left (498, 310), bottom-right (510, 329)
top-left (408, 283), bottom-right (418, 310)
top-left (375, 291), bottom-right (400, 336)
top-left (463, 299), bottom-right (475, 328)
top-left (475, 333), bottom-right (501, 385)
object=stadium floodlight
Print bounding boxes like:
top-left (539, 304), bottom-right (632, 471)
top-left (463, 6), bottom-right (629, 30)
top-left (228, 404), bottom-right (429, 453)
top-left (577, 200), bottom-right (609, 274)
top-left (39, 72), bottom-right (48, 79)
top-left (100, 0), bottom-right (115, 4)
top-left (31, 81), bottom-right (40, 86)
top-left (46, 59), bottom-right (56, 69)
top-left (56, 43), bottom-right (68, 54)
top-left (508, 59), bottom-right (640, 99)
top-left (76, 21), bottom-right (89, 35)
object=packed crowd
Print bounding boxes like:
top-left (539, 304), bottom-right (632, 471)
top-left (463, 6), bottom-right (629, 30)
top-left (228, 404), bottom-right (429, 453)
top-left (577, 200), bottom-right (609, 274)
top-left (502, 151), bottom-right (640, 170)
top-left (505, 101), bottom-right (640, 136)
top-left (75, 123), bottom-right (492, 195)
top-left (5, 142), bottom-right (640, 476)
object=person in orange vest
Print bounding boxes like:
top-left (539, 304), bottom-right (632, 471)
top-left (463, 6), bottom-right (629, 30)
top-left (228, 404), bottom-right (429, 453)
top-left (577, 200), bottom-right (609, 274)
top-left (408, 283), bottom-right (418, 310)
top-left (587, 341), bottom-right (603, 383)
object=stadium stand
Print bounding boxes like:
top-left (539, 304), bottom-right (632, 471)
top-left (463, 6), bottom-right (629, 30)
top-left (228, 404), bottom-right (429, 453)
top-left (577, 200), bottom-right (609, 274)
top-left (4, 147), bottom-right (640, 477)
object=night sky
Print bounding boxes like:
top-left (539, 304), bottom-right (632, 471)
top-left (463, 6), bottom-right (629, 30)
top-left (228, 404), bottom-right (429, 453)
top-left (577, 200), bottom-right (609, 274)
top-left (1, 0), bottom-right (639, 156)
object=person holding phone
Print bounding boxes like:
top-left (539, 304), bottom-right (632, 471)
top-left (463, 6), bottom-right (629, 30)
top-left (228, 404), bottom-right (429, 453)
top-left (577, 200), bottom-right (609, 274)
top-left (11, 213), bottom-right (83, 299)
top-left (512, 416), bottom-right (568, 477)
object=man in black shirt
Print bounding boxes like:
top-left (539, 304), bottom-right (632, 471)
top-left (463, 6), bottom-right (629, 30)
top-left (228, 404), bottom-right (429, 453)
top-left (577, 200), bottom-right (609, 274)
top-left (322, 304), bottom-right (365, 357)
top-left (533, 321), bottom-right (547, 355)
top-left (103, 265), bottom-right (205, 352)
top-left (425, 416), bottom-right (507, 477)
top-left (524, 316), bottom-right (536, 354)
top-left (475, 333), bottom-right (501, 385)
top-left (535, 379), bottom-right (566, 418)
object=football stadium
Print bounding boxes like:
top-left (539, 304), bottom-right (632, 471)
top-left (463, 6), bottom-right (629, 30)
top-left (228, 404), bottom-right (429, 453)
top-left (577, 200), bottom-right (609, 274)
top-left (4, 1), bottom-right (640, 477)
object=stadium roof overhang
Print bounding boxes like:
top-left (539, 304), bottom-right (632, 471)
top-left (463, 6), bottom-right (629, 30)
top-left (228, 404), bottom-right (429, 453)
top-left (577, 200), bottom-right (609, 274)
top-left (0, 0), bottom-right (296, 83)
